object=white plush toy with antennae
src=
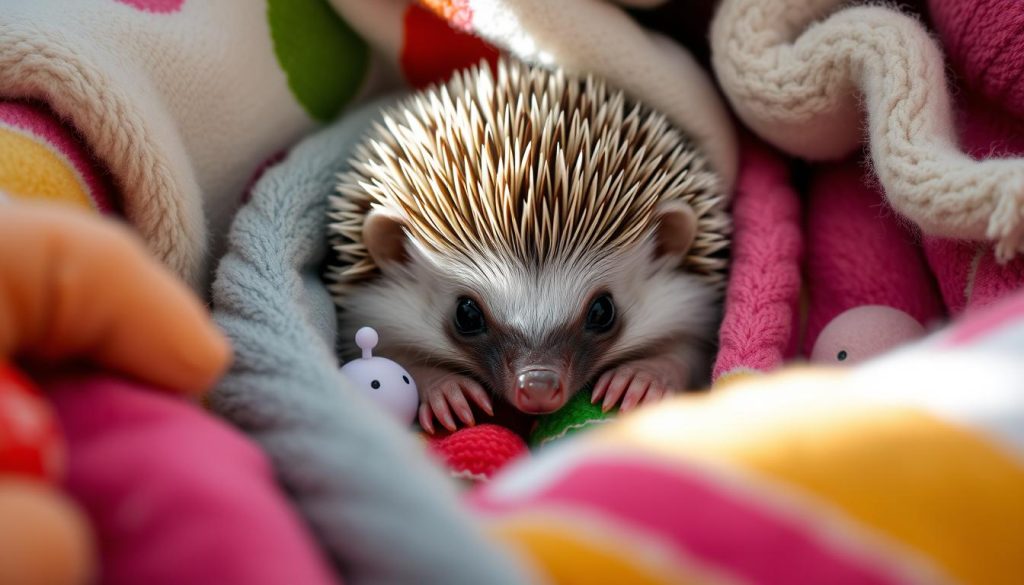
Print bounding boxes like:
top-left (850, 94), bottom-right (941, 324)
top-left (339, 327), bottom-right (418, 426)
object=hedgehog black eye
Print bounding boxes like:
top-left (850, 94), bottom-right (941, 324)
top-left (585, 294), bottom-right (616, 333)
top-left (454, 297), bottom-right (487, 336)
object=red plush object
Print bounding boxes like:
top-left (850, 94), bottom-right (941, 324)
top-left (427, 424), bottom-right (528, 482)
top-left (0, 363), bottom-right (64, 481)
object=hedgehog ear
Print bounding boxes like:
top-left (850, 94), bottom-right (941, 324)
top-left (652, 201), bottom-right (698, 261)
top-left (363, 208), bottom-right (410, 271)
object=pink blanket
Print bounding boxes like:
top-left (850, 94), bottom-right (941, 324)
top-left (49, 376), bottom-right (338, 585)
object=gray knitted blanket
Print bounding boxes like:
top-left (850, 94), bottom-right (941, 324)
top-left (208, 95), bottom-right (530, 585)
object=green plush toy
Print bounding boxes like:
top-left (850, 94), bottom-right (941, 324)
top-left (529, 388), bottom-right (616, 449)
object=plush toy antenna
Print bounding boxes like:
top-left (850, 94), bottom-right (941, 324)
top-left (339, 326), bottom-right (418, 425)
top-left (354, 327), bottom-right (378, 360)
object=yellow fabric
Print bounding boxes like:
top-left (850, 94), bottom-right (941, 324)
top-left (488, 515), bottom-right (717, 585)
top-left (0, 127), bottom-right (94, 210)
top-left (600, 370), bottom-right (1024, 585)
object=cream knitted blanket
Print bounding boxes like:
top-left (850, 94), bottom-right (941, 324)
top-left (711, 0), bottom-right (1024, 261)
top-left (0, 0), bottom-right (376, 289)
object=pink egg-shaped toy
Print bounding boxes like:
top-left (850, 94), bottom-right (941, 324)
top-left (340, 327), bottom-right (419, 425)
top-left (810, 305), bottom-right (926, 366)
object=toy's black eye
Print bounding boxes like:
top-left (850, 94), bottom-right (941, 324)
top-left (585, 294), bottom-right (616, 332)
top-left (371, 380), bottom-right (381, 389)
top-left (454, 297), bottom-right (487, 336)
top-left (837, 350), bottom-right (848, 362)
top-left (403, 375), bottom-right (410, 384)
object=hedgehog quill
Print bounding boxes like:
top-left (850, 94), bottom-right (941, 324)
top-left (327, 58), bottom-right (730, 433)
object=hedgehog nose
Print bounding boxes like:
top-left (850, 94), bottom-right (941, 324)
top-left (514, 368), bottom-right (565, 414)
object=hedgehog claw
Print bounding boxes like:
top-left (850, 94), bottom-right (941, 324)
top-left (428, 391), bottom-right (456, 431)
top-left (595, 356), bottom-right (687, 413)
top-left (444, 386), bottom-right (475, 427)
top-left (591, 370), bottom-right (614, 404)
top-left (619, 376), bottom-right (652, 412)
top-left (415, 367), bottom-right (491, 433)
top-left (418, 403), bottom-right (435, 434)
top-left (461, 382), bottom-right (493, 416)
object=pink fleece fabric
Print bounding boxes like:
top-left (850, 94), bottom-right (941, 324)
top-left (804, 160), bottom-right (944, 351)
top-left (713, 136), bottom-right (802, 379)
top-left (48, 376), bottom-right (339, 585)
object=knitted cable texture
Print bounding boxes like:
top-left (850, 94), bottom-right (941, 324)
top-left (0, 23), bottom-right (205, 285)
top-left (711, 0), bottom-right (1024, 262)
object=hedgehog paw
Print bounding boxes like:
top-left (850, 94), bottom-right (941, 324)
top-left (414, 368), bottom-right (494, 434)
top-left (591, 356), bottom-right (688, 414)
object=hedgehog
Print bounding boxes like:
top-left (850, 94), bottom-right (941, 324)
top-left (326, 57), bottom-right (730, 433)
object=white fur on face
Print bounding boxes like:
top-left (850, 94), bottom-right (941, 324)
top-left (608, 241), bottom-right (719, 361)
top-left (340, 234), bottom-right (719, 384)
top-left (466, 238), bottom-right (717, 362)
top-left (338, 244), bottom-right (465, 369)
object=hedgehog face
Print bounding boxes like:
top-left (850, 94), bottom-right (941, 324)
top-left (440, 255), bottom-right (626, 414)
top-left (338, 233), bottom-right (718, 414)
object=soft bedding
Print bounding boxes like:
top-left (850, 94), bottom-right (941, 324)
top-left (208, 94), bottom-right (531, 585)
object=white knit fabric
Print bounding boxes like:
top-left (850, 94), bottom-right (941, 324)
top-left (0, 1), bottom-right (356, 288)
top-left (711, 0), bottom-right (1024, 261)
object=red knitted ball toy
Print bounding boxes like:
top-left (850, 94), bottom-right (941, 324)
top-left (426, 424), bottom-right (528, 482)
